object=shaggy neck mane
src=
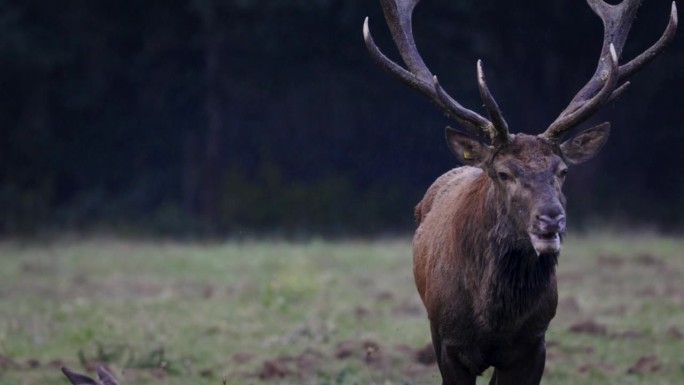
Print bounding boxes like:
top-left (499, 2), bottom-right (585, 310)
top-left (452, 172), bottom-right (557, 326)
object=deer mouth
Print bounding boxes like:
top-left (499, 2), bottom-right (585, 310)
top-left (529, 231), bottom-right (561, 255)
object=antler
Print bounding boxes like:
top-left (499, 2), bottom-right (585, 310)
top-left (541, 0), bottom-right (678, 141)
top-left (363, 0), bottom-right (511, 146)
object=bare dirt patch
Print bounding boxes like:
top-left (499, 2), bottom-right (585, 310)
top-left (597, 255), bottom-right (625, 269)
top-left (627, 355), bottom-right (663, 374)
top-left (568, 320), bottom-right (608, 336)
top-left (666, 325), bottom-right (683, 339)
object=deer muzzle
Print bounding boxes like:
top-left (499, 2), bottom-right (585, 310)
top-left (529, 212), bottom-right (566, 255)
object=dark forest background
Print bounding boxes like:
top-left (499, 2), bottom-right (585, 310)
top-left (0, 0), bottom-right (682, 237)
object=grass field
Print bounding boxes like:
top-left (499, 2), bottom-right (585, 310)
top-left (0, 233), bottom-right (682, 385)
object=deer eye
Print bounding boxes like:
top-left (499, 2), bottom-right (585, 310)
top-left (558, 168), bottom-right (568, 178)
top-left (497, 171), bottom-right (511, 181)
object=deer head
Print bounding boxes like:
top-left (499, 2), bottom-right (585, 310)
top-left (364, 0), bottom-right (676, 255)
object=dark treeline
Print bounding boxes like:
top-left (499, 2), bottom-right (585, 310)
top-left (1, 0), bottom-right (683, 237)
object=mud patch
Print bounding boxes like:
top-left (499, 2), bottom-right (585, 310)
top-left (334, 340), bottom-right (358, 359)
top-left (635, 286), bottom-right (657, 297)
top-left (627, 355), bottom-right (662, 374)
top-left (0, 355), bottom-right (21, 369)
top-left (333, 339), bottom-right (384, 362)
top-left (232, 352), bottom-right (256, 364)
top-left (597, 255), bottom-right (625, 269)
top-left (633, 253), bottom-right (666, 267)
top-left (296, 348), bottom-right (325, 371)
top-left (362, 340), bottom-right (381, 363)
top-left (577, 361), bottom-right (618, 375)
top-left (611, 330), bottom-right (643, 339)
top-left (354, 305), bottom-right (371, 319)
top-left (666, 325), bottom-right (683, 339)
top-left (20, 261), bottom-right (56, 275)
top-left (568, 320), bottom-right (608, 336)
top-left (257, 358), bottom-right (292, 380)
top-left (375, 291), bottom-right (394, 301)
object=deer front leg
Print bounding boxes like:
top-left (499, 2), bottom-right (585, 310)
top-left (488, 340), bottom-right (546, 385)
top-left (431, 328), bottom-right (478, 385)
top-left (436, 348), bottom-right (477, 385)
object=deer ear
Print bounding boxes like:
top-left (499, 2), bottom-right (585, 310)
top-left (445, 127), bottom-right (492, 167)
top-left (560, 122), bottom-right (610, 165)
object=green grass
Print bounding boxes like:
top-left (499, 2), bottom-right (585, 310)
top-left (0, 233), bottom-right (682, 384)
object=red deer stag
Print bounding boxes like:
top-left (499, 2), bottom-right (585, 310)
top-left (364, 0), bottom-right (676, 384)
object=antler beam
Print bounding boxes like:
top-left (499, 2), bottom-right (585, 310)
top-left (541, 0), bottom-right (678, 141)
top-left (363, 0), bottom-right (510, 145)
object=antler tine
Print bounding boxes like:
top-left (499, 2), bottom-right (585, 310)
top-left (363, 18), bottom-right (485, 135)
top-left (364, 0), bottom-right (509, 143)
top-left (477, 60), bottom-right (510, 146)
top-left (566, 0), bottom-right (641, 111)
top-left (542, 0), bottom-right (677, 141)
top-left (432, 75), bottom-right (494, 138)
top-left (588, 0), bottom-right (641, 59)
top-left (378, 0), bottom-right (430, 80)
top-left (544, 45), bottom-right (619, 140)
top-left (618, 2), bottom-right (678, 81)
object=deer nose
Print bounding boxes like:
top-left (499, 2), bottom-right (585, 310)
top-left (535, 213), bottom-right (566, 233)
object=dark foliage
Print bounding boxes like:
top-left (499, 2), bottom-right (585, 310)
top-left (0, 0), bottom-right (682, 236)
